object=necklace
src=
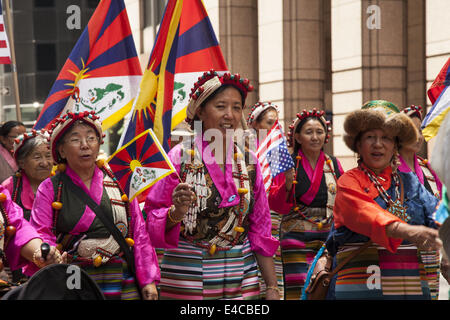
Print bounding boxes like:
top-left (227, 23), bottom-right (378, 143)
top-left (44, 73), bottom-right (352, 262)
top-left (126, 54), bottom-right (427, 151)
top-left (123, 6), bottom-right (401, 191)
top-left (181, 142), bottom-right (248, 255)
top-left (291, 152), bottom-right (338, 230)
top-left (359, 165), bottom-right (410, 223)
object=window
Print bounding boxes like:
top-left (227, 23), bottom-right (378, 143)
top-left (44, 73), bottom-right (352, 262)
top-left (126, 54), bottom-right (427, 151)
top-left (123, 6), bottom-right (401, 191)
top-left (36, 43), bottom-right (56, 71)
top-left (34, 0), bottom-right (55, 7)
top-left (87, 0), bottom-right (100, 9)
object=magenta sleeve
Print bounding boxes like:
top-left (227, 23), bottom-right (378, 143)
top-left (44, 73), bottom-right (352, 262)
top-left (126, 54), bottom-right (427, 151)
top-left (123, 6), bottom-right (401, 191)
top-left (129, 199), bottom-right (161, 286)
top-left (144, 146), bottom-right (182, 248)
top-left (247, 152), bottom-right (280, 257)
top-left (2, 187), bottom-right (41, 271)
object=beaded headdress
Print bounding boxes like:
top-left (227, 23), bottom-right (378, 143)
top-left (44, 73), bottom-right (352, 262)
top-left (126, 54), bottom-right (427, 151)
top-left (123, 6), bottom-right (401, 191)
top-left (402, 104), bottom-right (424, 120)
top-left (246, 101), bottom-right (279, 126)
top-left (286, 108), bottom-right (331, 147)
top-left (343, 100), bottom-right (418, 153)
top-left (48, 110), bottom-right (104, 163)
top-left (185, 69), bottom-right (254, 123)
top-left (13, 129), bottom-right (49, 161)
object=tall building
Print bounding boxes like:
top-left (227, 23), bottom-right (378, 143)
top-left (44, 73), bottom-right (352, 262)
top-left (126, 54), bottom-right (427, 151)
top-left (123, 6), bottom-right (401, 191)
top-left (1, 0), bottom-right (448, 168)
top-left (126, 0), bottom-right (450, 170)
top-left (0, 0), bottom-right (99, 126)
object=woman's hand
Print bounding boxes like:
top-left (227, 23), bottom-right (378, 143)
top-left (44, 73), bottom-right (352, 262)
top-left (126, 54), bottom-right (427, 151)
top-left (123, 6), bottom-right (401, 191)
top-left (386, 222), bottom-right (442, 251)
top-left (265, 286), bottom-right (281, 300)
top-left (32, 246), bottom-right (66, 268)
top-left (142, 282), bottom-right (158, 300)
top-left (284, 168), bottom-right (296, 193)
top-left (170, 183), bottom-right (195, 219)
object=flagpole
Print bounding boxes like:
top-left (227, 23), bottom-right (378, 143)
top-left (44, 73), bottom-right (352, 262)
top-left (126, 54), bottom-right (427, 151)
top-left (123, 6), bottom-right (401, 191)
top-left (3, 0), bottom-right (21, 122)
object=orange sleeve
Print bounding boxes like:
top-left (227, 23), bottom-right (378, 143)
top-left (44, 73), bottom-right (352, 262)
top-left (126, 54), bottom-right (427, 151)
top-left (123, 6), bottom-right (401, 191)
top-left (333, 170), bottom-right (405, 253)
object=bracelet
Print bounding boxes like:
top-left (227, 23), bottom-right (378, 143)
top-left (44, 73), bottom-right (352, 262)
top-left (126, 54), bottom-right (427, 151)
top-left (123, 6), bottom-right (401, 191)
top-left (168, 205), bottom-right (184, 224)
top-left (266, 285), bottom-right (280, 294)
top-left (32, 248), bottom-right (43, 267)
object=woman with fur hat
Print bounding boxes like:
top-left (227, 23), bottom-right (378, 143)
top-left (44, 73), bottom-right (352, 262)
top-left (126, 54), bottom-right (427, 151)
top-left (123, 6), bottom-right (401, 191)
top-left (268, 108), bottom-right (344, 300)
top-left (144, 70), bottom-right (280, 300)
top-left (28, 111), bottom-right (160, 300)
top-left (2, 130), bottom-right (53, 283)
top-left (326, 100), bottom-right (442, 299)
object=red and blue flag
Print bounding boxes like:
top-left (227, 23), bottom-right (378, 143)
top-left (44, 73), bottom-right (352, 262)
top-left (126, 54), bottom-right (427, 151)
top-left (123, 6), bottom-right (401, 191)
top-left (119, 0), bottom-right (228, 152)
top-left (34, 0), bottom-right (142, 131)
top-left (107, 129), bottom-right (176, 201)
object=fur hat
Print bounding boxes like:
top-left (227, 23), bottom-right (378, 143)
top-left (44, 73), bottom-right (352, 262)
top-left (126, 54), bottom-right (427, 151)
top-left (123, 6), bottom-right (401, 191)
top-left (48, 110), bottom-right (104, 163)
top-left (343, 100), bottom-right (418, 153)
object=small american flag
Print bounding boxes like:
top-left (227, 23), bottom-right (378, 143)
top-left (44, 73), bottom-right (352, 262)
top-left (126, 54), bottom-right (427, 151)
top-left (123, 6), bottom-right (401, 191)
top-left (256, 120), bottom-right (295, 192)
top-left (0, 2), bottom-right (11, 64)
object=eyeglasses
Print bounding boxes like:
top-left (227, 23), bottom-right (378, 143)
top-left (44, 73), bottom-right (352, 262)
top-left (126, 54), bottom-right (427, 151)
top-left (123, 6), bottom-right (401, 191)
top-left (65, 136), bottom-right (99, 146)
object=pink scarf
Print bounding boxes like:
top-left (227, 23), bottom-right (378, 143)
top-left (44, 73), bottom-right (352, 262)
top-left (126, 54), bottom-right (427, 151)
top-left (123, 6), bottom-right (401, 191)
top-left (297, 149), bottom-right (325, 205)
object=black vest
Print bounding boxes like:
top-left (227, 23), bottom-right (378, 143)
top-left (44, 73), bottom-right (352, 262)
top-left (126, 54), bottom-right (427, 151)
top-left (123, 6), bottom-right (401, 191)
top-left (50, 173), bottom-right (113, 239)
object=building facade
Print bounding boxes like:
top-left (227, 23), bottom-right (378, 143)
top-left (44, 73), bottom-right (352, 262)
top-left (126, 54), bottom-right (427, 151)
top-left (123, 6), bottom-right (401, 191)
top-left (1, 0), bottom-right (448, 167)
top-left (0, 0), bottom-right (99, 127)
top-left (126, 0), bottom-right (450, 169)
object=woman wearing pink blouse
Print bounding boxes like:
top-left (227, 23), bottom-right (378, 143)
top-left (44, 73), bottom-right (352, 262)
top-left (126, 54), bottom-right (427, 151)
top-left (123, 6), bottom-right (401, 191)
top-left (145, 70), bottom-right (280, 300)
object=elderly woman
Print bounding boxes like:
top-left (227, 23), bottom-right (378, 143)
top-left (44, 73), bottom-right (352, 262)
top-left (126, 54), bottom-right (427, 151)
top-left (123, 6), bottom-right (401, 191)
top-left (2, 130), bottom-right (53, 283)
top-left (327, 100), bottom-right (442, 300)
top-left (144, 70), bottom-right (280, 300)
top-left (28, 111), bottom-right (160, 300)
top-left (268, 109), bottom-right (344, 300)
top-left (2, 130), bottom-right (53, 221)
top-left (247, 101), bottom-right (284, 299)
top-left (0, 121), bottom-right (26, 184)
top-left (0, 186), bottom-right (61, 294)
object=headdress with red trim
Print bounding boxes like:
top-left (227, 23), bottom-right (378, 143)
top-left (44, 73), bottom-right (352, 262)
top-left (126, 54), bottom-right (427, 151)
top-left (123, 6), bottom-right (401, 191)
top-left (13, 129), bottom-right (50, 161)
top-left (48, 110), bottom-right (105, 163)
top-left (402, 104), bottom-right (424, 120)
top-left (186, 69), bottom-right (254, 123)
top-left (246, 101), bottom-right (279, 126)
top-left (287, 108), bottom-right (331, 147)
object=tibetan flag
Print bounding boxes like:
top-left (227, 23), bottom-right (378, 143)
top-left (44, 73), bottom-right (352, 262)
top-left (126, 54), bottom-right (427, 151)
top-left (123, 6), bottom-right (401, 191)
top-left (107, 128), bottom-right (176, 201)
top-left (119, 0), bottom-right (227, 152)
top-left (0, 2), bottom-right (11, 64)
top-left (423, 57), bottom-right (450, 141)
top-left (34, 0), bottom-right (142, 131)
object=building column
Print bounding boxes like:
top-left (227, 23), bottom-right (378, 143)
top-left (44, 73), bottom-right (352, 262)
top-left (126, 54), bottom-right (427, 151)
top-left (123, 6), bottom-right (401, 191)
top-left (332, 0), bottom-right (409, 170)
top-left (282, 0), bottom-right (328, 124)
top-left (218, 0), bottom-right (259, 108)
top-left (406, 0), bottom-right (426, 156)
top-left (361, 0), bottom-right (407, 107)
